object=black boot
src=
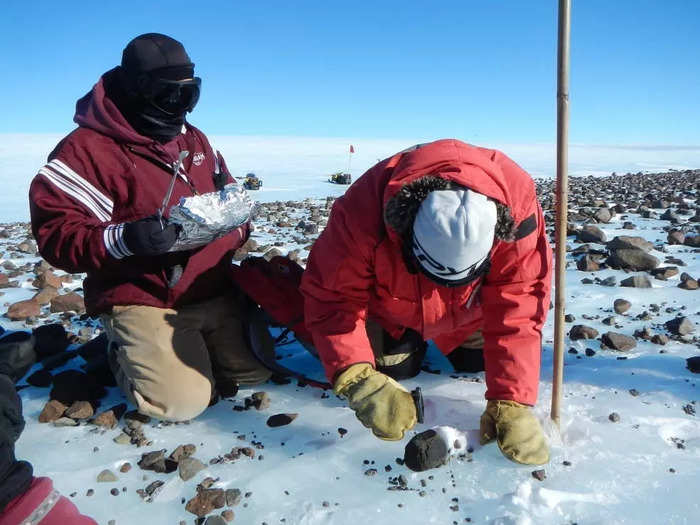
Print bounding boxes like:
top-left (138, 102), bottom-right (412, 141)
top-left (447, 347), bottom-right (485, 373)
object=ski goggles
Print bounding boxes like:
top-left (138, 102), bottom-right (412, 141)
top-left (149, 77), bottom-right (201, 115)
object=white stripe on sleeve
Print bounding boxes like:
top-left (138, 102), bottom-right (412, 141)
top-left (38, 167), bottom-right (111, 222)
top-left (103, 224), bottom-right (132, 259)
top-left (48, 159), bottom-right (113, 214)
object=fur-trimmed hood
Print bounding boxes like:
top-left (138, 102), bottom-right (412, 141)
top-left (384, 175), bottom-right (516, 242)
top-left (381, 140), bottom-right (525, 243)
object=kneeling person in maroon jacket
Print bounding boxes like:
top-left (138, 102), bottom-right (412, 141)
top-left (300, 140), bottom-right (552, 465)
top-left (29, 34), bottom-right (271, 422)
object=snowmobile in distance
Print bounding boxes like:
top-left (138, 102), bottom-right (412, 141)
top-left (328, 172), bottom-right (352, 185)
top-left (243, 172), bottom-right (262, 190)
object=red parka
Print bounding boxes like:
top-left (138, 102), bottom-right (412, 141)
top-left (29, 69), bottom-right (248, 315)
top-left (300, 139), bottom-right (552, 405)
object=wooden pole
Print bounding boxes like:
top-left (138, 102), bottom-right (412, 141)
top-left (551, 0), bottom-right (571, 427)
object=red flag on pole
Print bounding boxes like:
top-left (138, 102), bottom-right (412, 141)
top-left (349, 145), bottom-right (355, 154)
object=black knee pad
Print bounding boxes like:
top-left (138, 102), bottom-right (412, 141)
top-left (376, 329), bottom-right (427, 380)
top-left (447, 347), bottom-right (485, 373)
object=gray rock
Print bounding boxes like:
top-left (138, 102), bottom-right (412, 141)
top-left (178, 457), bottom-right (206, 481)
top-left (651, 267), bottom-right (679, 280)
top-left (620, 275), bottom-right (652, 288)
top-left (576, 255), bottom-right (600, 272)
top-left (569, 325), bottom-right (599, 340)
top-left (602, 332), bottom-right (637, 351)
top-left (684, 235), bottom-right (700, 247)
top-left (665, 317), bottom-right (695, 336)
top-left (52, 417), bottom-right (78, 427)
top-left (613, 299), bottom-right (631, 314)
top-left (607, 236), bottom-right (654, 253)
top-left (577, 225), bottom-right (607, 244)
top-left (594, 208), bottom-right (612, 223)
top-left (113, 432), bottom-right (132, 445)
top-left (606, 249), bottom-right (659, 271)
top-left (667, 230), bottom-right (685, 245)
top-left (204, 516), bottom-right (228, 525)
top-left (97, 469), bottom-right (118, 483)
top-left (226, 488), bottom-right (242, 506)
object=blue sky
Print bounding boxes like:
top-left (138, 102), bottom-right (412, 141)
top-left (2, 0), bottom-right (698, 144)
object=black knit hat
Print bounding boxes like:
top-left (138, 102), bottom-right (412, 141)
top-left (121, 33), bottom-right (194, 81)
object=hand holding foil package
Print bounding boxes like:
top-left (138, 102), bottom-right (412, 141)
top-left (167, 184), bottom-right (253, 252)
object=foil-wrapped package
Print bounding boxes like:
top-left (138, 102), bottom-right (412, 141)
top-left (167, 184), bottom-right (253, 252)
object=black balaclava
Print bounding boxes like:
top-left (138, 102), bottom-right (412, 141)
top-left (112, 33), bottom-right (200, 143)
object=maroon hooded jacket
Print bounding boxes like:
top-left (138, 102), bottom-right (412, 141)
top-left (300, 140), bottom-right (552, 405)
top-left (29, 69), bottom-right (248, 315)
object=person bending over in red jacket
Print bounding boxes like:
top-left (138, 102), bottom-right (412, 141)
top-left (0, 374), bottom-right (96, 524)
top-left (29, 34), bottom-right (272, 422)
top-left (300, 139), bottom-right (552, 465)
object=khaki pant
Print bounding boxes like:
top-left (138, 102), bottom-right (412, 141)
top-left (101, 294), bottom-right (272, 421)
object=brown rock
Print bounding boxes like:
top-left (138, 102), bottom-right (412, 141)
top-left (569, 325), bottom-right (599, 340)
top-left (6, 299), bottom-right (41, 320)
top-left (50, 293), bottom-right (85, 314)
top-left (169, 444), bottom-right (197, 462)
top-left (39, 400), bottom-right (67, 423)
top-left (679, 278), bottom-right (698, 290)
top-left (185, 488), bottom-right (226, 517)
top-left (93, 404), bottom-right (127, 429)
top-left (65, 400), bottom-right (94, 420)
top-left (602, 332), bottom-right (637, 351)
top-left (221, 510), bottom-right (235, 522)
top-left (32, 286), bottom-right (60, 305)
top-left (32, 271), bottom-right (63, 290)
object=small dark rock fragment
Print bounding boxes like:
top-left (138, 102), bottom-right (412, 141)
top-left (266, 413), bottom-right (298, 427)
top-left (531, 469), bottom-right (546, 481)
top-left (609, 412), bottom-right (621, 422)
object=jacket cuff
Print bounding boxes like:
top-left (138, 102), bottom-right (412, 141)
top-left (103, 224), bottom-right (133, 259)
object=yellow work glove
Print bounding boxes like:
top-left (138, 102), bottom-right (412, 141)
top-left (480, 400), bottom-right (549, 465)
top-left (334, 363), bottom-right (417, 440)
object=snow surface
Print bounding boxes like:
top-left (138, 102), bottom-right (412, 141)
top-left (3, 132), bottom-right (700, 221)
top-left (1, 157), bottom-right (699, 524)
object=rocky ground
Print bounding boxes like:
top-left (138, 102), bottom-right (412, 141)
top-left (1, 169), bottom-right (699, 524)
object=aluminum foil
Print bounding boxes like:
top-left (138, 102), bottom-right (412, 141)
top-left (167, 184), bottom-right (253, 252)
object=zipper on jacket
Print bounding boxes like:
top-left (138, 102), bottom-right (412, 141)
top-left (127, 146), bottom-right (199, 196)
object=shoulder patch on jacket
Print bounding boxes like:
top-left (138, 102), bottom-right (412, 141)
top-left (514, 213), bottom-right (537, 240)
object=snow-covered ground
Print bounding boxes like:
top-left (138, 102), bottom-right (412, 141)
top-left (1, 152), bottom-right (699, 524)
top-left (2, 132), bottom-right (700, 221)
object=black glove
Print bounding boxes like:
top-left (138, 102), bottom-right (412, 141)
top-left (0, 374), bottom-right (33, 511)
top-left (0, 332), bottom-right (36, 383)
top-left (123, 215), bottom-right (179, 256)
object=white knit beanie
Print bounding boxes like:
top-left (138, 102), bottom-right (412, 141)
top-left (411, 189), bottom-right (497, 284)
